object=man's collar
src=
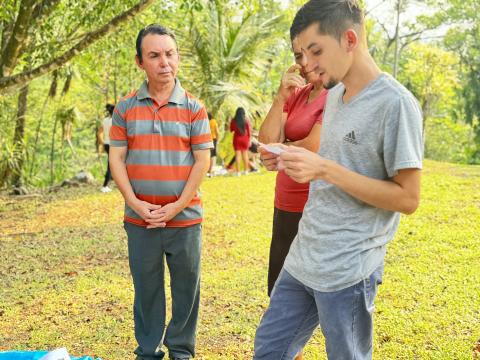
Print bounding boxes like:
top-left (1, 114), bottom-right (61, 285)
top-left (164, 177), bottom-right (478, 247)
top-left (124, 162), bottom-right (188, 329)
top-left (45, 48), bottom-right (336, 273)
top-left (136, 79), bottom-right (186, 105)
top-left (169, 79), bottom-right (186, 105)
top-left (136, 80), bottom-right (150, 100)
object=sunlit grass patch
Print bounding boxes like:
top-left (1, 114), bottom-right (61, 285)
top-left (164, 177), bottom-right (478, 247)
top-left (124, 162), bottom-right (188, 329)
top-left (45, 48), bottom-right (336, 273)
top-left (1, 161), bottom-right (479, 359)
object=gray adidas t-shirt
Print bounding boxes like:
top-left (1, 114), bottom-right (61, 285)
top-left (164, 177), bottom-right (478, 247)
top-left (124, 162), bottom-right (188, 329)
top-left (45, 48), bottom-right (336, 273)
top-left (284, 73), bottom-right (423, 292)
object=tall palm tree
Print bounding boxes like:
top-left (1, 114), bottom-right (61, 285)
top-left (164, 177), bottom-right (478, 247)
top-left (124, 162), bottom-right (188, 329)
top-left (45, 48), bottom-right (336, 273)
top-left (178, 0), bottom-right (286, 119)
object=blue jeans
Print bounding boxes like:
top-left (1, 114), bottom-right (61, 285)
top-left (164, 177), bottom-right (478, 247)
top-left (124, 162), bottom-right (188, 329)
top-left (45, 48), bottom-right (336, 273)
top-left (253, 266), bottom-right (383, 360)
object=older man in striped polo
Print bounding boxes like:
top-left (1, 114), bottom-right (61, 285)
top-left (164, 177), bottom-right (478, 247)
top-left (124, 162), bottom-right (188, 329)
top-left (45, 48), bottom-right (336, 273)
top-left (109, 24), bottom-right (212, 360)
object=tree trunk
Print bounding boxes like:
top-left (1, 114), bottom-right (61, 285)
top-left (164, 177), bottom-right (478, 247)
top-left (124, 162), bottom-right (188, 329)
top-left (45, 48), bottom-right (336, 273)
top-left (421, 98), bottom-right (429, 140)
top-left (104, 66), bottom-right (109, 104)
top-left (113, 52), bottom-right (118, 103)
top-left (0, 0), bottom-right (37, 77)
top-left (392, 0), bottom-right (402, 78)
top-left (0, 0), bottom-right (156, 93)
top-left (10, 85), bottom-right (29, 187)
top-left (50, 115), bottom-right (59, 185)
top-left (31, 0), bottom-right (63, 25)
top-left (29, 70), bottom-right (58, 177)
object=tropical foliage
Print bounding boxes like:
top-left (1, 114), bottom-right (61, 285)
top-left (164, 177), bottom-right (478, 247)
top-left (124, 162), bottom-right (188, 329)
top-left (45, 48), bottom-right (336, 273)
top-left (0, 0), bottom-right (479, 190)
top-left (179, 0), bottom-right (286, 119)
top-left (0, 162), bottom-right (479, 359)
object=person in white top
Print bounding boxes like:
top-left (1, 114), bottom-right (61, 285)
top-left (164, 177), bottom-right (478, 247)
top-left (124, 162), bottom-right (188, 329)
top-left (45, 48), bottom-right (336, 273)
top-left (100, 103), bottom-right (115, 192)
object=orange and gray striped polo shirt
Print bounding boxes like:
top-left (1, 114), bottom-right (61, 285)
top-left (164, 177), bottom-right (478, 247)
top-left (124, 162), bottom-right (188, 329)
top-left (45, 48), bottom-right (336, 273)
top-left (110, 79), bottom-right (213, 227)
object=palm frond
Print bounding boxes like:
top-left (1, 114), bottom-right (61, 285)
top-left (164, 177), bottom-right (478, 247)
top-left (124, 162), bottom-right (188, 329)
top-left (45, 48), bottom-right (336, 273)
top-left (179, 0), bottom-right (287, 116)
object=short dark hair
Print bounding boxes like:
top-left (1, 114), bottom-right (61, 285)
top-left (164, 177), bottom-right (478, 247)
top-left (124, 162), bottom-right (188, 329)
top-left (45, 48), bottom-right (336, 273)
top-left (136, 24), bottom-right (178, 61)
top-left (106, 103), bottom-right (115, 115)
top-left (290, 0), bottom-right (364, 42)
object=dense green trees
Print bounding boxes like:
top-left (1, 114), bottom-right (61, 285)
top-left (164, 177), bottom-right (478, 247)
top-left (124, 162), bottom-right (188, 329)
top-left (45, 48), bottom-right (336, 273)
top-left (0, 0), bottom-right (156, 188)
top-left (0, 0), bottom-right (155, 92)
top-left (180, 0), bottom-right (285, 119)
top-left (438, 0), bottom-right (480, 159)
top-left (367, 0), bottom-right (479, 164)
top-left (0, 0), bottom-right (479, 190)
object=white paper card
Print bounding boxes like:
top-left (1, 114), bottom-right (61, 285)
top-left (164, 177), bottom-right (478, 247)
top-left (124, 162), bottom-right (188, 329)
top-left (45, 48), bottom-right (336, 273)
top-left (263, 144), bottom-right (285, 155)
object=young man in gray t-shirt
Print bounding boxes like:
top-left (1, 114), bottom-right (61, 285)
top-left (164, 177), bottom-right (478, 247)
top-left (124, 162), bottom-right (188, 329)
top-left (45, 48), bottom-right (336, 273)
top-left (255, 1), bottom-right (423, 359)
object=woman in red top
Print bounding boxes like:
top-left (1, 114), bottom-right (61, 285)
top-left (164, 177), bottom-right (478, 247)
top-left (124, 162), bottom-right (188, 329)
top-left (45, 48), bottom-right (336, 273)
top-left (258, 48), bottom-right (327, 359)
top-left (230, 107), bottom-right (251, 175)
top-left (259, 36), bottom-right (328, 307)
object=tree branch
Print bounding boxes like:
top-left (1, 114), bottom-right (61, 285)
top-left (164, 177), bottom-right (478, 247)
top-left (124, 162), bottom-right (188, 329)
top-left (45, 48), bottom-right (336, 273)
top-left (0, 0), bottom-right (39, 77)
top-left (31, 0), bottom-right (62, 25)
top-left (0, 0), bottom-right (155, 93)
top-left (365, 0), bottom-right (389, 16)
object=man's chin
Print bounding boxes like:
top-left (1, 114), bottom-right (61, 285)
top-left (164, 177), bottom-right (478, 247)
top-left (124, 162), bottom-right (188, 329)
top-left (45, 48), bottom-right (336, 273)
top-left (323, 79), bottom-right (338, 90)
top-left (155, 74), bottom-right (174, 82)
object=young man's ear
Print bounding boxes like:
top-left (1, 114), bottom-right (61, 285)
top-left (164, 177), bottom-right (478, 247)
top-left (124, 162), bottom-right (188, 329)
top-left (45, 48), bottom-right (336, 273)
top-left (343, 29), bottom-right (359, 52)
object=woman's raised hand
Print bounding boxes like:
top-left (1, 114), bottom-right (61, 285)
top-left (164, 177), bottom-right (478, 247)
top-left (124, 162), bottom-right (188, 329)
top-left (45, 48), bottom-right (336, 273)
top-left (277, 64), bottom-right (306, 102)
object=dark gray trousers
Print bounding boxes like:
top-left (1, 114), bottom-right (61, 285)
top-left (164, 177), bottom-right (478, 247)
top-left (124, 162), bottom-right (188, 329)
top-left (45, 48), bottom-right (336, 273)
top-left (124, 222), bottom-right (202, 360)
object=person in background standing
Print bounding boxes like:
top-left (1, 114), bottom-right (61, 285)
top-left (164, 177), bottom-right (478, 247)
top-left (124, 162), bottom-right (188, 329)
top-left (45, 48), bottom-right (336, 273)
top-left (230, 107), bottom-right (251, 176)
top-left (207, 112), bottom-right (219, 177)
top-left (100, 103), bottom-right (115, 193)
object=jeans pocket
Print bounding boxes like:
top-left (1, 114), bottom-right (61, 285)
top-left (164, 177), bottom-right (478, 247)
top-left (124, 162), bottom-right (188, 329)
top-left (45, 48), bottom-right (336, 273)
top-left (363, 278), bottom-right (375, 313)
top-left (364, 265), bottom-right (383, 312)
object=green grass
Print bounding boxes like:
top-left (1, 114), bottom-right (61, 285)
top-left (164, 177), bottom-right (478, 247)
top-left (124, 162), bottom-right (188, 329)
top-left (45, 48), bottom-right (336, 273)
top-left (0, 159), bottom-right (479, 359)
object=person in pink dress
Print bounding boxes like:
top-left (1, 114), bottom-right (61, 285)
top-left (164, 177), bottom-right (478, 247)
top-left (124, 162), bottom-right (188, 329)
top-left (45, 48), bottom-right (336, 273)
top-left (258, 41), bottom-right (328, 360)
top-left (230, 107), bottom-right (252, 175)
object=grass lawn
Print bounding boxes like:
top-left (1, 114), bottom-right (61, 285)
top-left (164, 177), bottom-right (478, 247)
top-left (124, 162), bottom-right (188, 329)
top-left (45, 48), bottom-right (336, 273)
top-left (0, 159), bottom-right (479, 359)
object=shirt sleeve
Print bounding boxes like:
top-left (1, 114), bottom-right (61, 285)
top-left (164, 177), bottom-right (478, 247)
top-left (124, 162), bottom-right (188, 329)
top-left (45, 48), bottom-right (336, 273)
top-left (383, 95), bottom-right (424, 177)
top-left (110, 105), bottom-right (128, 147)
top-left (190, 103), bottom-right (213, 151)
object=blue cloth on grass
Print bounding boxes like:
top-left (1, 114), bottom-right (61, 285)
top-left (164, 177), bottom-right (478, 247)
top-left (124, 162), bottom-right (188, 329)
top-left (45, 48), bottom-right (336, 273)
top-left (0, 351), bottom-right (100, 360)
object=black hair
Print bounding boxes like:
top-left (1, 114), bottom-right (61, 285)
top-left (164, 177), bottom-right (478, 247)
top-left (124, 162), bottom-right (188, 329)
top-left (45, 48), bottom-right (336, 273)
top-left (233, 107), bottom-right (247, 135)
top-left (106, 103), bottom-right (115, 116)
top-left (136, 24), bottom-right (178, 62)
top-left (207, 112), bottom-right (213, 119)
top-left (290, 0), bottom-right (363, 42)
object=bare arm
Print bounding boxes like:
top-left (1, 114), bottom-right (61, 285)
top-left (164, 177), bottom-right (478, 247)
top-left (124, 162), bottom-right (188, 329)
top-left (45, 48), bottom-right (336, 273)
top-left (147, 149), bottom-right (210, 228)
top-left (176, 149), bottom-right (210, 209)
top-left (323, 162), bottom-right (421, 214)
top-left (279, 146), bottom-right (421, 214)
top-left (98, 126), bottom-right (104, 144)
top-left (287, 123), bottom-right (322, 152)
top-left (258, 122), bottom-right (321, 171)
top-left (259, 64), bottom-right (305, 145)
top-left (259, 109), bottom-right (321, 170)
top-left (258, 99), bottom-right (288, 144)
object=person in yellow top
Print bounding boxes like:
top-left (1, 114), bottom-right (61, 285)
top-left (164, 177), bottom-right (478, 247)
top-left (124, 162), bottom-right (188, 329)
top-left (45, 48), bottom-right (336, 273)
top-left (208, 112), bottom-right (219, 177)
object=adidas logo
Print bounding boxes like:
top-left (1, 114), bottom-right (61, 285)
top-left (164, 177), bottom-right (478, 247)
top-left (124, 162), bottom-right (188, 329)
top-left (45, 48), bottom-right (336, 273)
top-left (343, 131), bottom-right (358, 145)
